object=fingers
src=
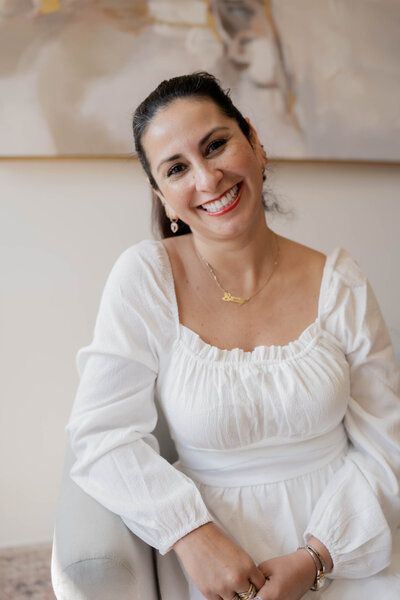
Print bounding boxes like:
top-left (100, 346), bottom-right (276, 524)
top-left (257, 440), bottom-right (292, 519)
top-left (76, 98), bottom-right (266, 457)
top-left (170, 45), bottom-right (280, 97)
top-left (252, 579), bottom-right (271, 600)
top-left (226, 581), bottom-right (257, 600)
top-left (225, 571), bottom-right (268, 600)
top-left (251, 566), bottom-right (271, 600)
top-left (250, 566), bottom-right (268, 591)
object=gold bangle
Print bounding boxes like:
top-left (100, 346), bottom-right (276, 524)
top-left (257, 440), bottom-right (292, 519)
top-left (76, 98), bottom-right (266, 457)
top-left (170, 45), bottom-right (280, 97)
top-left (297, 545), bottom-right (326, 591)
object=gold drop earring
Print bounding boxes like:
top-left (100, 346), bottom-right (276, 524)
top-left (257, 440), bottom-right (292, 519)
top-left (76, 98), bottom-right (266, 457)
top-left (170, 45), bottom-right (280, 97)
top-left (159, 195), bottom-right (179, 234)
top-left (170, 217), bottom-right (179, 234)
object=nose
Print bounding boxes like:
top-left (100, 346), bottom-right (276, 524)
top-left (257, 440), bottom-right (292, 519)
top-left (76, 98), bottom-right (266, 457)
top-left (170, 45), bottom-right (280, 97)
top-left (193, 160), bottom-right (223, 193)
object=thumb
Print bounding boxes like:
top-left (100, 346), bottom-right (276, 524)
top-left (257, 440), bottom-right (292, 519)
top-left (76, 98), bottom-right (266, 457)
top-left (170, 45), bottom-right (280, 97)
top-left (250, 566), bottom-right (270, 591)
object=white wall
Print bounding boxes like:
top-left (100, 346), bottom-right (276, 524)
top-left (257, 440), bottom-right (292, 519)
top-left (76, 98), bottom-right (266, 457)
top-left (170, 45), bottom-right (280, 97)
top-left (1, 158), bottom-right (399, 548)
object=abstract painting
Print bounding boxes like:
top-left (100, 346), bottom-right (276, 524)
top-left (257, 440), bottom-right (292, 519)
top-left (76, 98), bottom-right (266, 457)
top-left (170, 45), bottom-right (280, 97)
top-left (1, 0), bottom-right (399, 160)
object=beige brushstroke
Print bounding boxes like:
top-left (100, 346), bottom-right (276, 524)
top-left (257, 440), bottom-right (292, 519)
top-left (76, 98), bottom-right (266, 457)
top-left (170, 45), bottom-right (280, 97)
top-left (263, 0), bottom-right (298, 124)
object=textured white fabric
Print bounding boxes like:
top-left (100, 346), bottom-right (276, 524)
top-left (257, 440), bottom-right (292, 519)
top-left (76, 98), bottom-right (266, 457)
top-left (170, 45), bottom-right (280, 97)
top-left (66, 239), bottom-right (400, 597)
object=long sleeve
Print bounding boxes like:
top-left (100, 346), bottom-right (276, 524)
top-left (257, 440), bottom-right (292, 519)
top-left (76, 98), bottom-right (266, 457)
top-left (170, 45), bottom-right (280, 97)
top-left (303, 250), bottom-right (400, 578)
top-left (66, 243), bottom-right (213, 555)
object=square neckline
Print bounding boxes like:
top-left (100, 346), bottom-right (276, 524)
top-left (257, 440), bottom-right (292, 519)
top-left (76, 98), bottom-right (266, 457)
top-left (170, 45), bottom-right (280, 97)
top-left (156, 239), bottom-right (340, 357)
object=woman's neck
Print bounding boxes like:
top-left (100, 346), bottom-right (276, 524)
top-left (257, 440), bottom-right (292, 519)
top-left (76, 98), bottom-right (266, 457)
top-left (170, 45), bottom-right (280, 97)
top-left (191, 221), bottom-right (279, 297)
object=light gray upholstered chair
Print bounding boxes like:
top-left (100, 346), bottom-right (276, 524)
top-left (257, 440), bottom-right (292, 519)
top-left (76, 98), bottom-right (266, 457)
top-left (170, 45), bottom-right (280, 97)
top-left (51, 397), bottom-right (190, 600)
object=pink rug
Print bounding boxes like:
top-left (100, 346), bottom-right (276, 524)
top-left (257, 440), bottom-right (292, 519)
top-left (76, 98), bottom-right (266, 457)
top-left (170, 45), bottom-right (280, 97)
top-left (0, 542), bottom-right (55, 599)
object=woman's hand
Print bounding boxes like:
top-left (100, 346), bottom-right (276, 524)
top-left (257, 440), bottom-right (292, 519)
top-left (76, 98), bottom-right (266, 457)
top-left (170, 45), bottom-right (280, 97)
top-left (255, 550), bottom-right (317, 600)
top-left (172, 522), bottom-right (267, 600)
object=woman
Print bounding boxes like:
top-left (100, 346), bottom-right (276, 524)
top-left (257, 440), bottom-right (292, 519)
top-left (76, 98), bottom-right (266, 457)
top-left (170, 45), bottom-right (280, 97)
top-left (66, 72), bottom-right (400, 600)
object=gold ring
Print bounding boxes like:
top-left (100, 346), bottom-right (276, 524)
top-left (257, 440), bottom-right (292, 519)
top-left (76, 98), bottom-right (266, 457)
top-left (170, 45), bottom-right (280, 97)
top-left (234, 582), bottom-right (258, 599)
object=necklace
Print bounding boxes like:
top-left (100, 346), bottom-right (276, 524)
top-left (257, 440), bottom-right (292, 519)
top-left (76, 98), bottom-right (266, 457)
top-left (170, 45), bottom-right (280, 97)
top-left (194, 231), bottom-right (280, 306)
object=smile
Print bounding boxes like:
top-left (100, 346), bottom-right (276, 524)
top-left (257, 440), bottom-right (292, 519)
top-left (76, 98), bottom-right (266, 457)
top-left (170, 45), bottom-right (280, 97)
top-left (199, 183), bottom-right (242, 216)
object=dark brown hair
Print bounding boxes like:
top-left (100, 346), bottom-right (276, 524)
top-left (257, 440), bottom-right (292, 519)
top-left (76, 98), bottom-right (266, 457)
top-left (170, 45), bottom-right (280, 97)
top-left (132, 71), bottom-right (283, 238)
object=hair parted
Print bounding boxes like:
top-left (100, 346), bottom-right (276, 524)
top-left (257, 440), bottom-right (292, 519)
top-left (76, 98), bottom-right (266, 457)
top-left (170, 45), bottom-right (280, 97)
top-left (132, 71), bottom-right (285, 239)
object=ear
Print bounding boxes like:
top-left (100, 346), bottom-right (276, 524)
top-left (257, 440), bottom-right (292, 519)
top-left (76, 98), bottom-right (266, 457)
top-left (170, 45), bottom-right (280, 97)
top-left (150, 183), bottom-right (179, 220)
top-left (158, 196), bottom-right (179, 221)
top-left (245, 116), bottom-right (259, 146)
top-left (245, 116), bottom-right (267, 169)
top-left (151, 186), bottom-right (167, 208)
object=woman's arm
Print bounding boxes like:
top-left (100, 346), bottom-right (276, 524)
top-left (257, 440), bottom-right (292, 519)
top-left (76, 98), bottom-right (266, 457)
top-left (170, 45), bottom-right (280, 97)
top-left (67, 245), bottom-right (214, 555)
top-left (256, 257), bottom-right (399, 599)
top-left (301, 261), bottom-right (400, 579)
top-left (305, 536), bottom-right (334, 572)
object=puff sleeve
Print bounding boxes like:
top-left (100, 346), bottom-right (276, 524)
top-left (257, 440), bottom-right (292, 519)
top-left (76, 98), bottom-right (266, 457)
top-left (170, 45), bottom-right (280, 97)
top-left (65, 243), bottom-right (213, 555)
top-left (303, 249), bottom-right (400, 578)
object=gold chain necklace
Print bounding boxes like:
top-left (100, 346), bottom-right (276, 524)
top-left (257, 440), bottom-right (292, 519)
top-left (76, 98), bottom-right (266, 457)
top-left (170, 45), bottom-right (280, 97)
top-left (194, 231), bottom-right (280, 306)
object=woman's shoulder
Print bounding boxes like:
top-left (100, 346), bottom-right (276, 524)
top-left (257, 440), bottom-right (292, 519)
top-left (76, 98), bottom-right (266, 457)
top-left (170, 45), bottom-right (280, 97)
top-left (105, 238), bottom-right (175, 308)
top-left (279, 236), bottom-right (366, 289)
top-left (117, 237), bottom-right (163, 264)
top-left (282, 239), bottom-right (374, 351)
top-left (278, 236), bottom-right (327, 279)
top-left (111, 238), bottom-right (166, 280)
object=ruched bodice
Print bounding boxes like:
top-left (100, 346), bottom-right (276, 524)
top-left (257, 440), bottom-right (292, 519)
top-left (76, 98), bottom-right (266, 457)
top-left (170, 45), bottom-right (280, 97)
top-left (160, 321), bottom-right (350, 450)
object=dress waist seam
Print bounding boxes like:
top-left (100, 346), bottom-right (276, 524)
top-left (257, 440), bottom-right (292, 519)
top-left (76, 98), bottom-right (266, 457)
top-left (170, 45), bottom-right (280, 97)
top-left (174, 426), bottom-right (349, 487)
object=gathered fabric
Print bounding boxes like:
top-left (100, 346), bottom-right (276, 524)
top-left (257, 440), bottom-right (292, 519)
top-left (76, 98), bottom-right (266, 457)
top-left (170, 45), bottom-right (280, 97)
top-left (66, 239), bottom-right (400, 599)
top-left (174, 423), bottom-right (349, 487)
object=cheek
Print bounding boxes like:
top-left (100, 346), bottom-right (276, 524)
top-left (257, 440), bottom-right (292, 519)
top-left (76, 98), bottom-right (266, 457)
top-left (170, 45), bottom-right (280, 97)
top-left (159, 183), bottom-right (192, 211)
top-left (158, 174), bottom-right (188, 196)
top-left (224, 144), bottom-right (256, 173)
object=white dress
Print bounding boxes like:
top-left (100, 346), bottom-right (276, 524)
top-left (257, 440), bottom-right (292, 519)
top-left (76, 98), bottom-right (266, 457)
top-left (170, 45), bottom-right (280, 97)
top-left (66, 239), bottom-right (400, 599)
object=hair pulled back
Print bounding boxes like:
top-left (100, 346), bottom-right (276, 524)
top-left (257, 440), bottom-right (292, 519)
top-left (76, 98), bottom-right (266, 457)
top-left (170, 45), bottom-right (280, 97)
top-left (132, 71), bottom-right (281, 239)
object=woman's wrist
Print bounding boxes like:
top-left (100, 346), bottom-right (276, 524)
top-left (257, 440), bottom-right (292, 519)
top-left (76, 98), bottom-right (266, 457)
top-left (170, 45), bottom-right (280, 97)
top-left (172, 521), bottom-right (215, 555)
top-left (294, 547), bottom-right (318, 589)
top-left (305, 536), bottom-right (334, 573)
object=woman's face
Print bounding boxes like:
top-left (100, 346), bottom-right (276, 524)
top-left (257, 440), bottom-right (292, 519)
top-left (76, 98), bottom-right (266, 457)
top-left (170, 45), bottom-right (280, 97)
top-left (142, 97), bottom-right (265, 240)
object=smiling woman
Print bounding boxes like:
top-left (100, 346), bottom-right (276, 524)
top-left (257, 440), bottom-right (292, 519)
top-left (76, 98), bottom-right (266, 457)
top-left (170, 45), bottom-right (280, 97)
top-left (140, 96), bottom-right (266, 245)
top-left (65, 71), bottom-right (400, 600)
top-left (132, 71), bottom-right (283, 239)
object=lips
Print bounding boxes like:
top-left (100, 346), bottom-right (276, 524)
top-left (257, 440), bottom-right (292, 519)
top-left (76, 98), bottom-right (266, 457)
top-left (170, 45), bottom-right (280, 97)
top-left (201, 183), bottom-right (239, 206)
top-left (198, 182), bottom-right (242, 216)
top-left (197, 182), bottom-right (242, 214)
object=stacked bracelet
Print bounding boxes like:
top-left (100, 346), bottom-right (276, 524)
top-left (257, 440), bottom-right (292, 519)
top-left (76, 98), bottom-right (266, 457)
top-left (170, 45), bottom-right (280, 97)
top-left (297, 544), bottom-right (326, 591)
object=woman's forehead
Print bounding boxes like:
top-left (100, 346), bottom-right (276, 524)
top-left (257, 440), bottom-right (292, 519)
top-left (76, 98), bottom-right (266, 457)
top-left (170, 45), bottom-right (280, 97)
top-left (142, 98), bottom-right (235, 155)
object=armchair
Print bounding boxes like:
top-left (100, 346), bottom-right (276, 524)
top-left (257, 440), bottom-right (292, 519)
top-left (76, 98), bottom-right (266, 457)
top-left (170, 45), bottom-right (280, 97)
top-left (51, 397), bottom-right (189, 599)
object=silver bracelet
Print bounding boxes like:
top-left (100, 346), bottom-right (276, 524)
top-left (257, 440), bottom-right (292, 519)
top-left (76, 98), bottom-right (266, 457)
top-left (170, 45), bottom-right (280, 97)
top-left (297, 544), bottom-right (326, 591)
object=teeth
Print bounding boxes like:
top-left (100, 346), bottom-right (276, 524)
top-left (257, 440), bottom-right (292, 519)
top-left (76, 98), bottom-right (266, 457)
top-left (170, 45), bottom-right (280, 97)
top-left (201, 184), bottom-right (239, 213)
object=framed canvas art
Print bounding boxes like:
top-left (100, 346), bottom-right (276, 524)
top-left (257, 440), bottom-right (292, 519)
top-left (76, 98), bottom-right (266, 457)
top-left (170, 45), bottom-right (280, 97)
top-left (1, 0), bottom-right (399, 160)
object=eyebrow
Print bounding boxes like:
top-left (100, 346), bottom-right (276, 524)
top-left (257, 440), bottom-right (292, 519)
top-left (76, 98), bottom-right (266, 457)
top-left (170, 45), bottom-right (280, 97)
top-left (156, 126), bottom-right (230, 173)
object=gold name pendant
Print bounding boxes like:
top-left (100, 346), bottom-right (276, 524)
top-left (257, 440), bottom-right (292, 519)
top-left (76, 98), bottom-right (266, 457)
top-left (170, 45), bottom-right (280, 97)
top-left (222, 292), bottom-right (248, 305)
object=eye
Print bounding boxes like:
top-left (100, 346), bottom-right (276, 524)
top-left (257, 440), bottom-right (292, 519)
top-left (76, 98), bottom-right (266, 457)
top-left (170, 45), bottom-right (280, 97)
top-left (206, 138), bottom-right (227, 155)
top-left (167, 163), bottom-right (186, 178)
top-left (165, 138), bottom-right (227, 177)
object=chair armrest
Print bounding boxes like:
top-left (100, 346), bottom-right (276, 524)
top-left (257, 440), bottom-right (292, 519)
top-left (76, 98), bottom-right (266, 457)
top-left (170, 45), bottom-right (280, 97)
top-left (51, 442), bottom-right (159, 600)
